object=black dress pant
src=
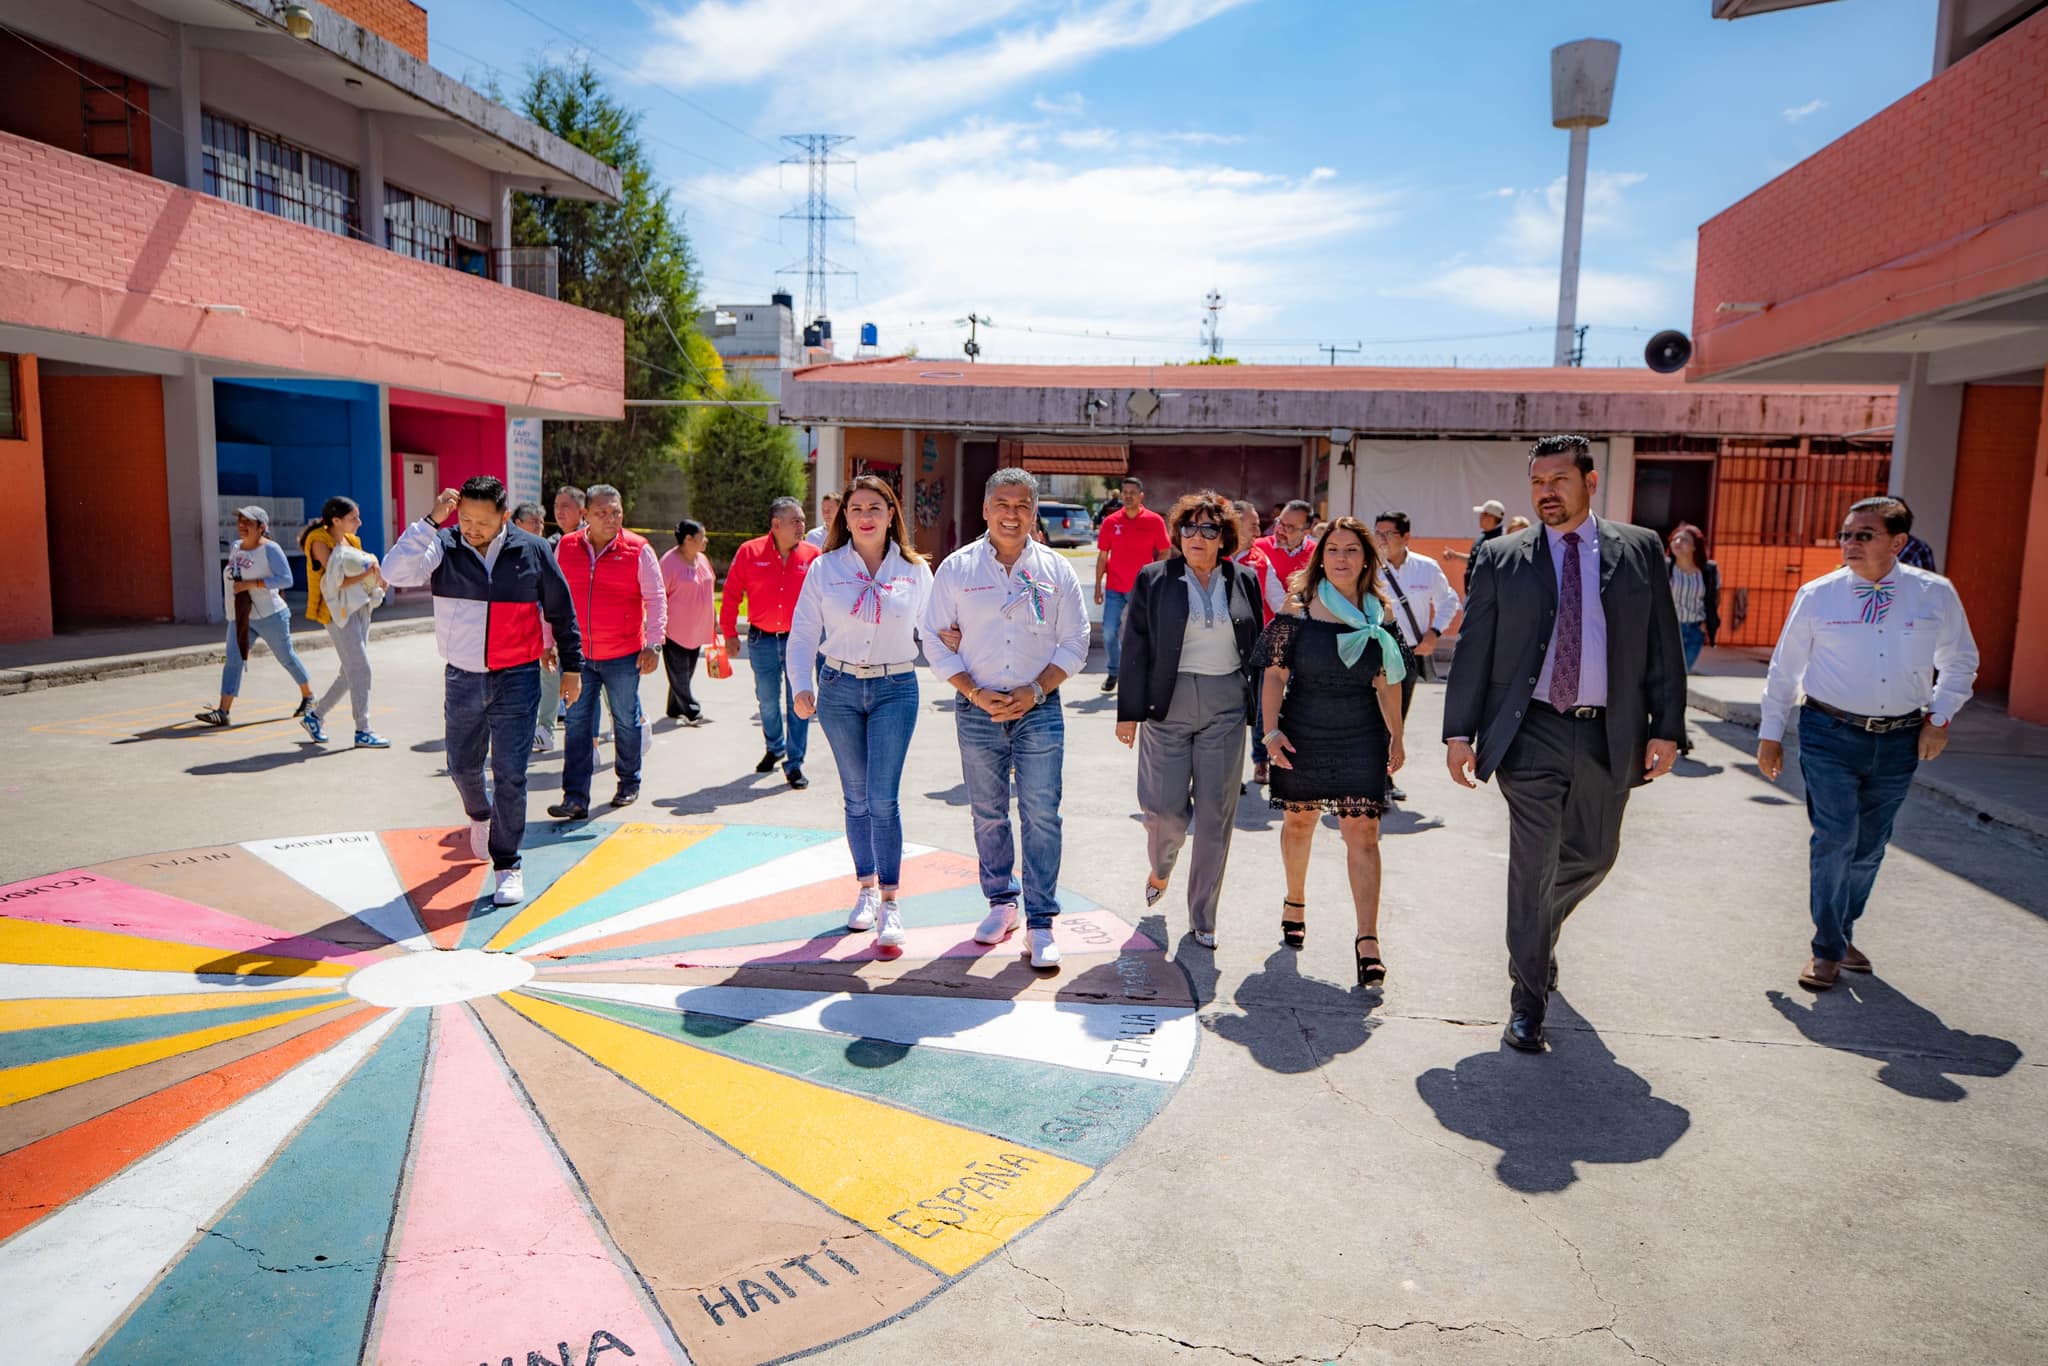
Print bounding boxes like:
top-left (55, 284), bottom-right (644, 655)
top-left (1495, 705), bottom-right (1631, 1020)
top-left (661, 640), bottom-right (702, 720)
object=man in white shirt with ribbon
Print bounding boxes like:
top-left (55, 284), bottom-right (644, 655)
top-left (924, 468), bottom-right (1091, 969)
top-left (1757, 495), bottom-right (1978, 992)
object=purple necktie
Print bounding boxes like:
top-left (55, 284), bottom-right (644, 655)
top-left (1549, 531), bottom-right (1582, 709)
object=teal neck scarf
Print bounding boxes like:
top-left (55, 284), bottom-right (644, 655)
top-left (1317, 578), bottom-right (1406, 681)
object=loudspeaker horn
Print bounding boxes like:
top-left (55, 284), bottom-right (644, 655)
top-left (1644, 330), bottom-right (1692, 373)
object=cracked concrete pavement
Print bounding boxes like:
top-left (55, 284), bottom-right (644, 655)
top-left (2, 632), bottom-right (2043, 1365)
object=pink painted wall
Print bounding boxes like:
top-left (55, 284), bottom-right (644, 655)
top-left (389, 389), bottom-right (506, 527)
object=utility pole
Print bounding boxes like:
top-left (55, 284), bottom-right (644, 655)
top-left (777, 134), bottom-right (855, 328)
top-left (1320, 342), bottom-right (1362, 366)
top-left (1200, 289), bottom-right (1224, 359)
top-left (962, 312), bottom-right (986, 363)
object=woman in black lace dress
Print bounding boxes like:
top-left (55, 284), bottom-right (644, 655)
top-left (1257, 517), bottom-right (1407, 987)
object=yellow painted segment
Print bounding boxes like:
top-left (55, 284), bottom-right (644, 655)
top-left (0, 999), bottom-right (352, 1106)
top-left (484, 823), bottom-right (721, 951)
top-left (0, 987), bottom-right (339, 1032)
top-left (0, 919), bottom-right (352, 979)
top-left (504, 992), bottom-right (1093, 1276)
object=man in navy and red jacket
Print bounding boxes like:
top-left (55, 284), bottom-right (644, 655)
top-left (383, 476), bottom-right (582, 906)
top-left (548, 482), bottom-right (666, 819)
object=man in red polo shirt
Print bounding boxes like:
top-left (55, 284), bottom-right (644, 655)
top-left (1255, 498), bottom-right (1318, 591)
top-left (720, 496), bottom-right (821, 787)
top-left (1092, 476), bottom-right (1172, 691)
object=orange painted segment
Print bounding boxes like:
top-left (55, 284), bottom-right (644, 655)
top-left (2007, 375), bottom-right (2048, 725)
top-left (0, 353), bottom-right (50, 644)
top-left (40, 375), bottom-right (170, 624)
top-left (0, 1005), bottom-right (379, 1243)
top-left (556, 849), bottom-right (982, 960)
top-left (1947, 384), bottom-right (2043, 694)
top-left (381, 828), bottom-right (490, 950)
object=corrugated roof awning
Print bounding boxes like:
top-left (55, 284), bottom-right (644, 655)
top-left (1000, 440), bottom-right (1129, 476)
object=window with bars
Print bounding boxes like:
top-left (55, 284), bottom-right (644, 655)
top-left (200, 111), bottom-right (359, 239)
top-left (383, 186), bottom-right (489, 273)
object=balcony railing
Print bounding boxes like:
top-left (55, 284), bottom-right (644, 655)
top-left (488, 246), bottom-right (559, 300)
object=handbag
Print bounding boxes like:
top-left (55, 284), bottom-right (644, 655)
top-left (705, 635), bottom-right (734, 680)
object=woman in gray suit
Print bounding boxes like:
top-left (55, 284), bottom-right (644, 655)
top-left (1114, 491), bottom-right (1265, 948)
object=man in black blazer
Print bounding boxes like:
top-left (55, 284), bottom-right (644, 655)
top-left (1443, 435), bottom-right (1687, 1053)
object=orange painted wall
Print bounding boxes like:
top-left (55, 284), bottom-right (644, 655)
top-left (40, 374), bottom-right (172, 626)
top-left (0, 355), bottom-right (51, 642)
top-left (2008, 375), bottom-right (2048, 724)
top-left (1945, 384), bottom-right (2043, 694)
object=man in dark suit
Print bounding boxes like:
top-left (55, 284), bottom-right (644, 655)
top-left (1443, 435), bottom-right (1687, 1053)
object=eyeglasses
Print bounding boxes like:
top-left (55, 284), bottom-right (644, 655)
top-left (1836, 529), bottom-right (1883, 544)
top-left (1181, 524), bottom-right (1223, 540)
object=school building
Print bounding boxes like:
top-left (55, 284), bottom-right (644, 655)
top-left (0, 0), bottom-right (624, 645)
top-left (1691, 0), bottom-right (2048, 720)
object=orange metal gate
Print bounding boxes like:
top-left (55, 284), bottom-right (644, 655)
top-left (1709, 438), bottom-right (1891, 647)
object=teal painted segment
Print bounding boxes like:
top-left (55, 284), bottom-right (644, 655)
top-left (91, 1010), bottom-right (431, 1366)
top-left (550, 883), bottom-right (1103, 964)
top-left (0, 991), bottom-right (341, 1070)
top-left (504, 823), bottom-right (840, 953)
top-left (456, 821), bottom-right (615, 951)
top-left (526, 989), bottom-right (1168, 1168)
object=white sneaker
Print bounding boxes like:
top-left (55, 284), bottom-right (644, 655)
top-left (877, 904), bottom-right (907, 948)
top-left (1027, 927), bottom-right (1061, 969)
top-left (974, 901), bottom-right (1020, 944)
top-left (492, 868), bottom-right (525, 906)
top-left (468, 819), bottom-right (490, 861)
top-left (532, 725), bottom-right (554, 752)
top-left (847, 886), bottom-right (881, 932)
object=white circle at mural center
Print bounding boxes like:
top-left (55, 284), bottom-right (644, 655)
top-left (346, 948), bottom-right (535, 1007)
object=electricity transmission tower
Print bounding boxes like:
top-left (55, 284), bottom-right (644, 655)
top-left (778, 134), bottom-right (855, 326)
top-left (1200, 289), bottom-right (1224, 358)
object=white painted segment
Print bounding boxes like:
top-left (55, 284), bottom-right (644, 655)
top-left (241, 832), bottom-right (433, 952)
top-left (0, 965), bottom-right (348, 1000)
top-left (533, 980), bottom-right (1197, 1082)
top-left (0, 1009), bottom-right (402, 1363)
top-left (347, 950), bottom-right (534, 1007)
top-left (523, 838), bottom-right (933, 957)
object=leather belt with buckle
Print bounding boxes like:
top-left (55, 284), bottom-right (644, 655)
top-left (1804, 698), bottom-right (1923, 734)
top-left (825, 657), bottom-right (918, 679)
top-left (1549, 703), bottom-right (1605, 720)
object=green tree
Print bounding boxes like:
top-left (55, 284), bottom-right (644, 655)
top-left (686, 378), bottom-right (803, 531)
top-left (512, 60), bottom-right (721, 509)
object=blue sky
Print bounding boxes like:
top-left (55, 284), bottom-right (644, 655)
top-left (424, 0), bottom-right (1938, 366)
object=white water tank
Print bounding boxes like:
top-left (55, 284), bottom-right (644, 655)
top-left (1551, 39), bottom-right (1620, 128)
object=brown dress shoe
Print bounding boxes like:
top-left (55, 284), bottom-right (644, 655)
top-left (1841, 945), bottom-right (1872, 973)
top-left (1799, 958), bottom-right (1841, 990)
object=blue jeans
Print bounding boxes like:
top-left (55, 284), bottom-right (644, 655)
top-left (748, 630), bottom-right (809, 773)
top-left (220, 610), bottom-right (310, 698)
top-left (1797, 707), bottom-right (1919, 962)
top-left (815, 666), bottom-right (920, 886)
top-left (563, 652), bottom-right (647, 805)
top-left (445, 662), bottom-right (541, 871)
top-left (954, 693), bottom-right (1065, 928)
top-left (1102, 590), bottom-right (1129, 674)
top-left (1680, 621), bottom-right (1706, 672)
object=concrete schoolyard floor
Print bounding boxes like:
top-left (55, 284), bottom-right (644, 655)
top-left (2, 632), bottom-right (2043, 1365)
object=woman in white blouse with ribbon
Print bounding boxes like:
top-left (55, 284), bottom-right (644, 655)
top-left (788, 475), bottom-right (935, 948)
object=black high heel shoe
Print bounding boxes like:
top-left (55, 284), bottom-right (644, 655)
top-left (1355, 935), bottom-right (1386, 987)
top-left (1281, 899), bottom-right (1306, 949)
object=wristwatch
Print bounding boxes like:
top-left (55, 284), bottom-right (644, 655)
top-left (1030, 682), bottom-right (1047, 706)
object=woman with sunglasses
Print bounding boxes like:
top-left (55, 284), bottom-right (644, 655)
top-left (788, 476), bottom-right (934, 948)
top-left (1114, 491), bottom-right (1265, 948)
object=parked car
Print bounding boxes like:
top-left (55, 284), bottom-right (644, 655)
top-left (1039, 502), bottom-right (1096, 547)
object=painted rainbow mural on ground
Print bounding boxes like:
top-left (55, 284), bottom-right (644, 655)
top-left (0, 822), bottom-right (1196, 1365)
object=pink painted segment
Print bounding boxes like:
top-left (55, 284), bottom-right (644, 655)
top-left (371, 1008), bottom-right (671, 1366)
top-left (536, 908), bottom-right (1161, 975)
top-left (0, 870), bottom-right (387, 966)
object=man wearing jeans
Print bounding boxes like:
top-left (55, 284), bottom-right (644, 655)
top-left (925, 468), bottom-right (1091, 969)
top-left (382, 477), bottom-right (582, 907)
top-left (549, 484), bottom-right (665, 818)
top-left (721, 496), bottom-right (821, 787)
top-left (1756, 496), bottom-right (1977, 992)
top-left (1092, 476), bottom-right (1171, 692)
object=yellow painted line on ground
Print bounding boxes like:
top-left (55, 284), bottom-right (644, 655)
top-left (504, 992), bottom-right (1093, 1276)
top-left (0, 999), bottom-right (352, 1106)
top-left (485, 823), bottom-right (722, 951)
top-left (0, 920), bottom-right (353, 979)
top-left (0, 986), bottom-right (341, 1033)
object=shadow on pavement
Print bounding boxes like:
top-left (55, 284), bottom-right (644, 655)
top-left (185, 745), bottom-right (341, 776)
top-left (1414, 996), bottom-right (1691, 1193)
top-left (653, 774), bottom-right (807, 817)
top-left (1206, 947), bottom-right (1378, 1074)
top-left (1766, 976), bottom-right (2023, 1101)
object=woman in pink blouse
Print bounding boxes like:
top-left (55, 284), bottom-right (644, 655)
top-left (659, 518), bottom-right (717, 724)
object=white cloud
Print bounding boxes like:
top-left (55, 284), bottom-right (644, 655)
top-left (1407, 263), bottom-right (1665, 322)
top-left (640, 0), bottom-right (1254, 136)
top-left (1308, 166), bottom-right (1337, 182)
top-left (1500, 170), bottom-right (1649, 261)
top-left (1056, 127), bottom-right (1121, 150)
top-left (1782, 98), bottom-right (1826, 123)
top-left (1033, 91), bottom-right (1087, 116)
top-left (1486, 186), bottom-right (1515, 198)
